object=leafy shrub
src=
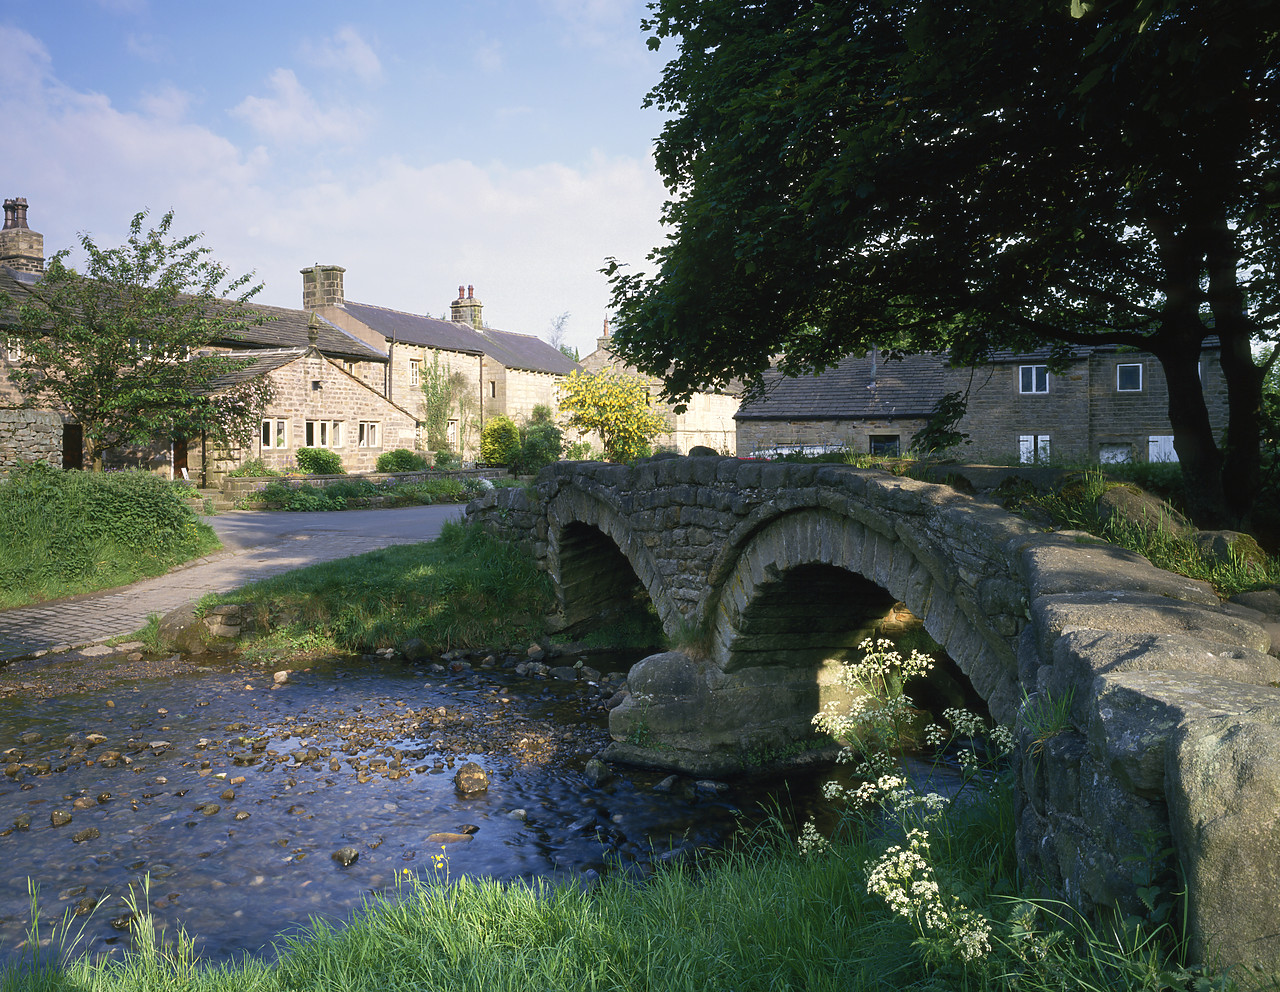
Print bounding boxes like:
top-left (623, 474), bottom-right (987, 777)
top-left (295, 447), bottom-right (344, 475)
top-left (512, 420), bottom-right (563, 475)
top-left (435, 450), bottom-right (460, 470)
top-left (376, 448), bottom-right (427, 473)
top-left (228, 457), bottom-right (280, 478)
top-left (0, 463), bottom-right (215, 607)
top-left (481, 415), bottom-right (520, 465)
top-left (563, 440), bottom-right (599, 460)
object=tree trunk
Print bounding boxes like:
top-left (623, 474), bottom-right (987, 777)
top-left (1156, 317), bottom-right (1228, 528)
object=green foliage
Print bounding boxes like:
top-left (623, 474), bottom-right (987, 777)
top-left (556, 369), bottom-right (669, 462)
top-left (210, 521), bottom-right (554, 653)
top-left (511, 420), bottom-right (563, 475)
top-left (419, 353), bottom-right (476, 454)
top-left (910, 390), bottom-right (971, 455)
top-left (376, 448), bottom-right (428, 473)
top-left (480, 415), bottom-right (521, 466)
top-left (226, 457), bottom-right (280, 478)
top-left (434, 450), bottom-right (460, 470)
top-left (563, 439), bottom-right (600, 461)
top-left (0, 209), bottom-right (275, 470)
top-left (610, 0), bottom-right (1279, 526)
top-left (295, 447), bottom-right (344, 475)
top-left (0, 463), bottom-right (219, 608)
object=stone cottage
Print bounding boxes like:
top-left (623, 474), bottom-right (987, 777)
top-left (300, 266), bottom-right (580, 454)
top-left (0, 199), bottom-right (413, 482)
top-left (735, 344), bottom-right (1228, 465)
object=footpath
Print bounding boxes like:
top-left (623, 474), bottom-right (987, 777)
top-left (0, 505), bottom-right (460, 662)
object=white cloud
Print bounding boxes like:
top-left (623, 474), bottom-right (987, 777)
top-left (125, 32), bottom-right (168, 63)
top-left (139, 84), bottom-right (191, 122)
top-left (230, 68), bottom-right (366, 144)
top-left (299, 26), bottom-right (383, 85)
top-left (474, 39), bottom-right (503, 73)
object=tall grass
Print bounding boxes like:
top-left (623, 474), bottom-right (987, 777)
top-left (2, 776), bottom-right (1244, 992)
top-left (0, 463), bottom-right (220, 609)
top-left (209, 520), bottom-right (555, 653)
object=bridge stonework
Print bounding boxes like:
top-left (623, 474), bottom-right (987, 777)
top-left (468, 457), bottom-right (1280, 975)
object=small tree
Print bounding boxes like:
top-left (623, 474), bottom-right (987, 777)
top-left (480, 415), bottom-right (521, 466)
top-left (420, 353), bottom-right (477, 455)
top-left (1, 209), bottom-right (273, 470)
top-left (557, 369), bottom-right (669, 463)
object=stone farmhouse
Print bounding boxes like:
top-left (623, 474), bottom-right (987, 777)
top-left (579, 321), bottom-right (741, 455)
top-left (1, 200), bottom-right (585, 482)
top-left (0, 199), bottom-right (419, 481)
top-left (301, 265), bottom-right (580, 454)
top-left (735, 344), bottom-right (1228, 465)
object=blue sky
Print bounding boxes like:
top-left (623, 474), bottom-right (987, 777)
top-left (0, 0), bottom-right (671, 355)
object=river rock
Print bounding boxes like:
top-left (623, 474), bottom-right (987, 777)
top-left (550, 666), bottom-right (578, 681)
top-left (426, 832), bottom-right (474, 846)
top-left (583, 758), bottom-right (613, 788)
top-left (19, 732), bottom-right (41, 745)
top-left (399, 638), bottom-right (430, 661)
top-left (72, 827), bottom-right (100, 843)
top-left (273, 671), bottom-right (291, 685)
top-left (331, 846), bottom-right (359, 867)
top-left (50, 810), bottom-right (72, 827)
top-left (454, 762), bottom-right (488, 794)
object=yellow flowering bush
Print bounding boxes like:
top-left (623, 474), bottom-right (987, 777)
top-left (557, 369), bottom-right (670, 463)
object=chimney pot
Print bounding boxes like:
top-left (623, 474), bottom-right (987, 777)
top-left (458, 284), bottom-right (465, 299)
top-left (467, 284), bottom-right (474, 299)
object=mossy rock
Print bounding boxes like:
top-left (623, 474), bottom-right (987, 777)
top-left (1192, 530), bottom-right (1269, 568)
top-left (1095, 484), bottom-right (1194, 540)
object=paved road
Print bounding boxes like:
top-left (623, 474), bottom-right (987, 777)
top-left (0, 505), bottom-right (465, 663)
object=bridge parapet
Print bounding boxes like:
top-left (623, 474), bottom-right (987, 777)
top-left (468, 456), bottom-right (1280, 974)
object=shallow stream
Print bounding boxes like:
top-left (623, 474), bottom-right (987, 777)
top-left (0, 647), bottom-right (845, 967)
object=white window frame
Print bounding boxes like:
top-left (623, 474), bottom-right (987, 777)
top-left (1018, 434), bottom-right (1051, 464)
top-left (447, 419), bottom-right (459, 447)
top-left (868, 434), bottom-right (900, 456)
top-left (1116, 363), bottom-right (1143, 391)
top-left (343, 360), bottom-right (357, 375)
top-left (1019, 365), bottom-right (1049, 394)
top-left (358, 421), bottom-right (380, 448)
top-left (261, 418), bottom-right (287, 449)
top-left (4, 336), bottom-right (22, 363)
top-left (305, 420), bottom-right (343, 448)
top-left (409, 359), bottom-right (421, 387)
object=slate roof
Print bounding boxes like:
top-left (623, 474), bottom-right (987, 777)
top-left (735, 352), bottom-right (951, 421)
top-left (335, 301), bottom-right (485, 355)
top-left (476, 326), bottom-right (580, 375)
top-left (215, 303), bottom-right (386, 362)
top-left (202, 348), bottom-right (306, 392)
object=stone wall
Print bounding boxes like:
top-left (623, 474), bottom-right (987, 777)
top-left (468, 456), bottom-right (1280, 976)
top-left (0, 408), bottom-right (62, 476)
top-left (737, 415), bottom-right (929, 458)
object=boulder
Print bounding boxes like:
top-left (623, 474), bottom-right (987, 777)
top-left (454, 761), bottom-right (488, 795)
top-left (1168, 710), bottom-right (1280, 978)
top-left (1095, 485), bottom-right (1194, 540)
top-left (1192, 530), bottom-right (1269, 569)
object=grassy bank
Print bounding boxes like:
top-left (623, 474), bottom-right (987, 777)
top-left (0, 464), bottom-right (220, 610)
top-left (3, 774), bottom-right (1242, 992)
top-left (205, 521), bottom-right (555, 657)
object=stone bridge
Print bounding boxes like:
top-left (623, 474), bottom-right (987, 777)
top-left (468, 456), bottom-right (1280, 974)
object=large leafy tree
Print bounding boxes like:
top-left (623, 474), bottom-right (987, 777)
top-left (2, 210), bottom-right (273, 470)
top-left (608, 0), bottom-right (1280, 525)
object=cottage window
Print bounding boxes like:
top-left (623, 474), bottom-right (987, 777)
top-left (409, 360), bottom-right (421, 387)
top-left (447, 419), bottom-right (459, 446)
top-left (1018, 434), bottom-right (1051, 464)
top-left (1019, 365), bottom-right (1049, 394)
top-left (869, 434), bottom-right (900, 456)
top-left (305, 420), bottom-right (343, 448)
top-left (1117, 364), bottom-right (1142, 391)
top-left (489, 380), bottom-right (496, 398)
top-left (4, 336), bottom-right (22, 363)
top-left (343, 360), bottom-right (357, 375)
top-left (1098, 443), bottom-right (1132, 464)
top-left (358, 421), bottom-right (380, 448)
top-left (261, 419), bottom-right (287, 448)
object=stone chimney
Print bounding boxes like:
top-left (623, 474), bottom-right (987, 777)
top-left (0, 198), bottom-right (44, 274)
top-left (450, 283), bottom-right (483, 328)
top-left (300, 264), bottom-right (346, 310)
top-left (597, 316), bottom-right (612, 351)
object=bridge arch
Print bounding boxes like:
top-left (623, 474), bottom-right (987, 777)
top-left (544, 486), bottom-right (671, 635)
top-left (706, 506), bottom-right (1021, 722)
